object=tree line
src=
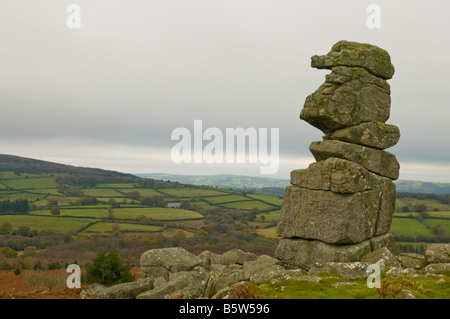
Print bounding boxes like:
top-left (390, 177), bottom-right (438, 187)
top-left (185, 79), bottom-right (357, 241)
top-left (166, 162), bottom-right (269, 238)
top-left (0, 199), bottom-right (29, 214)
top-left (396, 192), bottom-right (450, 204)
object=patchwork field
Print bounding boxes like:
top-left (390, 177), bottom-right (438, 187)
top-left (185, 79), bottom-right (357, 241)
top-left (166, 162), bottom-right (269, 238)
top-left (0, 172), bottom-right (282, 236)
top-left (0, 215), bottom-right (92, 232)
top-left (0, 170), bottom-right (448, 245)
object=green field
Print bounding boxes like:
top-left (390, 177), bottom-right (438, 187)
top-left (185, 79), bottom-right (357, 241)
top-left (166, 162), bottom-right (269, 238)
top-left (29, 188), bottom-right (62, 196)
top-left (31, 208), bottom-right (109, 219)
top-left (82, 188), bottom-right (124, 197)
top-left (0, 215), bottom-right (92, 232)
top-left (33, 196), bottom-right (82, 207)
top-left (204, 195), bottom-right (252, 204)
top-left (1, 193), bottom-right (45, 201)
top-left (130, 189), bottom-right (165, 197)
top-left (157, 188), bottom-right (228, 197)
top-left (189, 201), bottom-right (219, 210)
top-left (428, 211), bottom-right (450, 218)
top-left (0, 190), bottom-right (21, 197)
top-left (109, 207), bottom-right (204, 221)
top-left (396, 198), bottom-right (450, 212)
top-left (425, 219), bottom-right (450, 233)
top-left (247, 194), bottom-right (283, 206)
top-left (82, 222), bottom-right (161, 233)
top-left (255, 227), bottom-right (279, 239)
top-left (257, 210), bottom-right (281, 222)
top-left (222, 201), bottom-right (276, 211)
top-left (0, 171), bottom-right (19, 179)
top-left (2, 177), bottom-right (57, 189)
top-left (391, 218), bottom-right (434, 236)
top-left (96, 183), bottom-right (136, 189)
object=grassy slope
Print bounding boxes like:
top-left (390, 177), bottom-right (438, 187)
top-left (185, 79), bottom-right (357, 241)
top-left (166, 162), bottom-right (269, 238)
top-left (0, 155), bottom-right (283, 234)
top-left (251, 271), bottom-right (450, 299)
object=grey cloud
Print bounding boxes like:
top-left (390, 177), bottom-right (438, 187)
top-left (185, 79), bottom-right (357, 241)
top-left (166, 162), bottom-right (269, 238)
top-left (0, 1), bottom-right (449, 180)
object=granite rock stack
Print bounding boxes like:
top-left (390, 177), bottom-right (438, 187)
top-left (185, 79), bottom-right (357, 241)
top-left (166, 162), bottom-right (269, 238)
top-left (275, 41), bottom-right (400, 270)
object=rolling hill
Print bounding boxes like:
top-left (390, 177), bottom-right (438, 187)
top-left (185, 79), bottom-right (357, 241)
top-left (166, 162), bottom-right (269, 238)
top-left (139, 172), bottom-right (450, 195)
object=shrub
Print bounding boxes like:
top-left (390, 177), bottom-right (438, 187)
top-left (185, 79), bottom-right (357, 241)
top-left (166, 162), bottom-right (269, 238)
top-left (33, 261), bottom-right (42, 270)
top-left (0, 222), bottom-right (12, 234)
top-left (23, 272), bottom-right (44, 292)
top-left (83, 250), bottom-right (134, 287)
top-left (230, 282), bottom-right (261, 299)
top-left (48, 261), bottom-right (62, 270)
top-left (0, 247), bottom-right (18, 258)
top-left (413, 203), bottom-right (427, 213)
top-left (0, 259), bottom-right (12, 270)
top-left (50, 207), bottom-right (61, 217)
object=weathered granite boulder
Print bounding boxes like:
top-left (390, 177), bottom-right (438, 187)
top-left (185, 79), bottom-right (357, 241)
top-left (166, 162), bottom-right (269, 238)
top-left (275, 237), bottom-right (371, 270)
top-left (214, 249), bottom-right (257, 266)
top-left (397, 253), bottom-right (427, 270)
top-left (308, 262), bottom-right (371, 279)
top-left (290, 157), bottom-right (380, 193)
top-left (369, 233), bottom-right (395, 252)
top-left (301, 66), bottom-right (391, 133)
top-left (137, 266), bottom-right (211, 299)
top-left (324, 121), bottom-right (400, 150)
top-left (360, 247), bottom-right (401, 269)
top-left (310, 40), bottom-right (395, 80)
top-left (385, 267), bottom-right (418, 277)
top-left (209, 254), bottom-right (304, 291)
top-left (197, 250), bottom-right (218, 269)
top-left (424, 243), bottom-right (450, 264)
top-left (210, 264), bottom-right (247, 291)
top-left (97, 278), bottom-right (153, 299)
top-left (423, 263), bottom-right (450, 274)
top-left (80, 283), bottom-right (106, 299)
top-left (277, 186), bottom-right (380, 244)
top-left (242, 255), bottom-right (291, 283)
top-left (400, 289), bottom-right (416, 299)
top-left (140, 247), bottom-right (202, 280)
top-left (309, 140), bottom-right (400, 180)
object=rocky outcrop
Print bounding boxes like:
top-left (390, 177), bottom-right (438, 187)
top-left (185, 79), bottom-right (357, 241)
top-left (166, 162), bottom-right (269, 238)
top-left (276, 40), bottom-right (400, 270)
top-left (310, 40), bottom-right (395, 80)
top-left (97, 278), bottom-right (153, 299)
top-left (398, 253), bottom-right (427, 270)
top-left (309, 140), bottom-right (399, 180)
top-left (138, 248), bottom-right (305, 299)
top-left (140, 247), bottom-right (202, 281)
top-left (301, 66), bottom-right (391, 133)
top-left (424, 243), bottom-right (450, 264)
top-left (81, 242), bottom-right (449, 299)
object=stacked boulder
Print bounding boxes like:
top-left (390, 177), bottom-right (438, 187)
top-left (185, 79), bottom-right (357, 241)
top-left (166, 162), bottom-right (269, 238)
top-left (275, 40), bottom-right (400, 270)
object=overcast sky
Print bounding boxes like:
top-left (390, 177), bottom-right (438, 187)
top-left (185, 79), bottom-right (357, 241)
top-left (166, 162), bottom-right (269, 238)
top-left (0, 0), bottom-right (449, 182)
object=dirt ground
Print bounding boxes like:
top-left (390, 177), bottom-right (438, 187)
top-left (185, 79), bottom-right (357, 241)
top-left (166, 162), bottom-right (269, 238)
top-left (0, 267), bottom-right (142, 299)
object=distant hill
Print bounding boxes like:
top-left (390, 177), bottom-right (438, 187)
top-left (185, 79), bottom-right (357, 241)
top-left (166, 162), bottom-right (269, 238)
top-left (0, 154), bottom-right (135, 179)
top-left (139, 173), bottom-right (450, 195)
top-left (2, 154), bottom-right (448, 195)
top-left (394, 180), bottom-right (450, 194)
top-left (138, 173), bottom-right (290, 190)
